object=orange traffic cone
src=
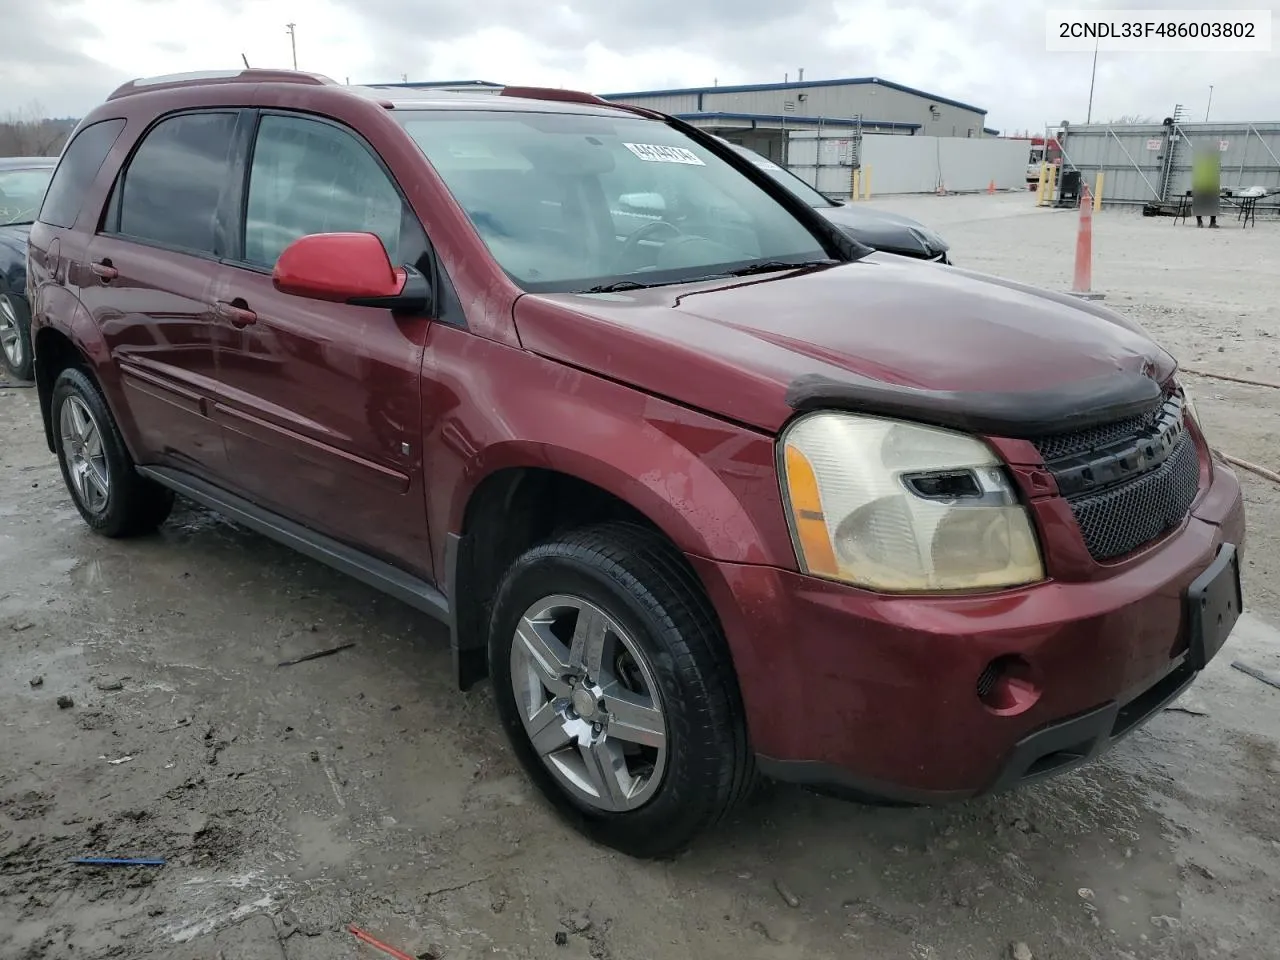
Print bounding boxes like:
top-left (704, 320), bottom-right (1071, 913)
top-left (1069, 185), bottom-right (1105, 301)
top-left (987, 179), bottom-right (996, 194)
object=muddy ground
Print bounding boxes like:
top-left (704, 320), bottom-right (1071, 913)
top-left (2, 193), bottom-right (1278, 960)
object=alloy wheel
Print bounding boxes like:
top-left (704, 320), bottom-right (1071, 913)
top-left (510, 594), bottom-right (668, 812)
top-left (59, 395), bottom-right (111, 514)
top-left (0, 297), bottom-right (22, 369)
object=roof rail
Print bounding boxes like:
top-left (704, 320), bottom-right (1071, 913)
top-left (497, 85), bottom-right (668, 121)
top-left (107, 69), bottom-right (337, 101)
top-left (498, 86), bottom-right (615, 107)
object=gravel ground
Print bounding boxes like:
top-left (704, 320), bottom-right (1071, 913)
top-left (2, 193), bottom-right (1278, 960)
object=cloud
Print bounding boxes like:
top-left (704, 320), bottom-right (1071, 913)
top-left (0, 1), bottom-right (130, 118)
top-left (3, 0), bottom-right (1276, 135)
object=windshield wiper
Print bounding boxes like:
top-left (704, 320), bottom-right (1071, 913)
top-left (574, 259), bottom-right (837, 294)
top-left (575, 279), bottom-right (655, 294)
top-left (724, 259), bottom-right (838, 277)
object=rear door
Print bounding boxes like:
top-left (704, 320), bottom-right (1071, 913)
top-left (207, 110), bottom-right (435, 576)
top-left (81, 109), bottom-right (244, 475)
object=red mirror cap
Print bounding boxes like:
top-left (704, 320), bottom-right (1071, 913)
top-left (272, 232), bottom-right (405, 302)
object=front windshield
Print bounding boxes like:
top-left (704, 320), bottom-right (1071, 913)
top-left (0, 166), bottom-right (56, 225)
top-left (722, 142), bottom-right (836, 209)
top-left (396, 110), bottom-right (830, 292)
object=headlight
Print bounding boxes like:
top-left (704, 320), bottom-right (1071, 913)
top-left (780, 412), bottom-right (1045, 592)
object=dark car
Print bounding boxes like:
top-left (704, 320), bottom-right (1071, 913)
top-left (719, 138), bottom-right (952, 262)
top-left (28, 71), bottom-right (1244, 859)
top-left (0, 156), bottom-right (57, 379)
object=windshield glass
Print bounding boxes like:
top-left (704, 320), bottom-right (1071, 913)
top-left (721, 142), bottom-right (835, 209)
top-left (396, 110), bottom-right (830, 292)
top-left (0, 166), bottom-right (56, 225)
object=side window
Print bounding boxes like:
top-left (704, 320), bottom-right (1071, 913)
top-left (115, 111), bottom-right (238, 255)
top-left (243, 114), bottom-right (405, 269)
top-left (38, 118), bottom-right (126, 229)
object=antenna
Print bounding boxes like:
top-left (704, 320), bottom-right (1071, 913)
top-left (241, 53), bottom-right (250, 69)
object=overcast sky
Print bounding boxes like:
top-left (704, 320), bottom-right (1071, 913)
top-left (2, 0), bottom-right (1277, 134)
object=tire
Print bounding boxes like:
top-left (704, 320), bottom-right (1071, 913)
top-left (51, 366), bottom-right (174, 537)
top-left (0, 292), bottom-right (33, 381)
top-left (488, 521), bottom-right (755, 858)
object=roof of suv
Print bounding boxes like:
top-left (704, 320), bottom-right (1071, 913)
top-left (102, 69), bottom-right (642, 119)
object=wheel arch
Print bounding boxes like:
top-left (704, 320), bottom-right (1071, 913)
top-left (445, 438), bottom-right (773, 692)
top-left (30, 288), bottom-right (134, 456)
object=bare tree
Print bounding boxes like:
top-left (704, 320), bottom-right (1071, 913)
top-left (0, 102), bottom-right (72, 158)
top-left (1106, 114), bottom-right (1158, 125)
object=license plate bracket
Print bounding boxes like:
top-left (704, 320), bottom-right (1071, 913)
top-left (1186, 543), bottom-right (1243, 671)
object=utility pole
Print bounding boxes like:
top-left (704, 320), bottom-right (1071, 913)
top-left (285, 22), bottom-right (298, 70)
top-left (1085, 35), bottom-right (1099, 123)
top-left (1205, 85), bottom-right (1214, 121)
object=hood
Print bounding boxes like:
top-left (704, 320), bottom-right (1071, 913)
top-left (816, 203), bottom-right (950, 258)
top-left (0, 223), bottom-right (31, 259)
top-left (514, 255), bottom-right (1175, 436)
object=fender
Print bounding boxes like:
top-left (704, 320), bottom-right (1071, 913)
top-left (423, 324), bottom-right (795, 572)
top-left (452, 431), bottom-right (781, 565)
top-left (30, 282), bottom-right (145, 459)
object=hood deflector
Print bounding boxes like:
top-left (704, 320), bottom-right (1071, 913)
top-left (784, 370), bottom-right (1164, 438)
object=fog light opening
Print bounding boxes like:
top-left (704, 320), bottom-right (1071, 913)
top-left (977, 655), bottom-right (1041, 716)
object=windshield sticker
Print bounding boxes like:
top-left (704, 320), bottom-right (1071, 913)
top-left (622, 143), bottom-right (705, 165)
top-left (750, 157), bottom-right (782, 170)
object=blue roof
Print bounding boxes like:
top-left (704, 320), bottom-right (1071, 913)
top-left (677, 112), bottom-right (920, 131)
top-left (602, 77), bottom-right (986, 116)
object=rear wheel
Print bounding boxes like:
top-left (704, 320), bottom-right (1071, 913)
top-left (0, 292), bottom-right (33, 381)
top-left (51, 367), bottom-right (174, 537)
top-left (488, 522), bottom-right (755, 858)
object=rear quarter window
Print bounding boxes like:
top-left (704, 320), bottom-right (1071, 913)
top-left (37, 118), bottom-right (127, 229)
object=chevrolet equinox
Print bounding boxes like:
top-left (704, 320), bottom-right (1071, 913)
top-left (27, 70), bottom-right (1246, 858)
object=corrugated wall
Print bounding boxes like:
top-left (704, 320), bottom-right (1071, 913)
top-left (786, 133), bottom-right (1028, 196)
top-left (606, 93), bottom-right (700, 114)
top-left (1060, 121), bottom-right (1280, 205)
top-left (604, 83), bottom-right (986, 137)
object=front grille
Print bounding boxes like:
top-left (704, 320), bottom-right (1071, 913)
top-left (1033, 405), bottom-right (1162, 462)
top-left (1032, 390), bottom-right (1202, 562)
top-left (1067, 433), bottom-right (1201, 560)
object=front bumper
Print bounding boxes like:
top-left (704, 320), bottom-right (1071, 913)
top-left (687, 457), bottom-right (1245, 803)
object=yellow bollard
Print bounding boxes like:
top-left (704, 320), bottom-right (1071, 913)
top-left (1039, 164), bottom-right (1058, 207)
top-left (1093, 171), bottom-right (1104, 211)
top-left (863, 165), bottom-right (872, 200)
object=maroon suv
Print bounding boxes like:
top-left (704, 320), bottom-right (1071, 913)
top-left (27, 70), bottom-right (1245, 858)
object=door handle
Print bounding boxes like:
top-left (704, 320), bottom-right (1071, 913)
top-left (90, 259), bottom-right (118, 282)
top-left (213, 300), bottom-right (257, 328)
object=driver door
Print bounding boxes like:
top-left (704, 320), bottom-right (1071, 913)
top-left (208, 111), bottom-right (437, 576)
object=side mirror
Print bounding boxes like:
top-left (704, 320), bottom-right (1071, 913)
top-left (272, 232), bottom-right (431, 314)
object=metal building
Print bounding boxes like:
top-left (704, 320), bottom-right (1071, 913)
top-left (1056, 117), bottom-right (1280, 212)
top-left (600, 77), bottom-right (991, 166)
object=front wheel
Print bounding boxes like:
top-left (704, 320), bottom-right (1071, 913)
top-left (0, 292), bottom-right (33, 381)
top-left (51, 367), bottom-right (175, 537)
top-left (488, 522), bottom-right (755, 858)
